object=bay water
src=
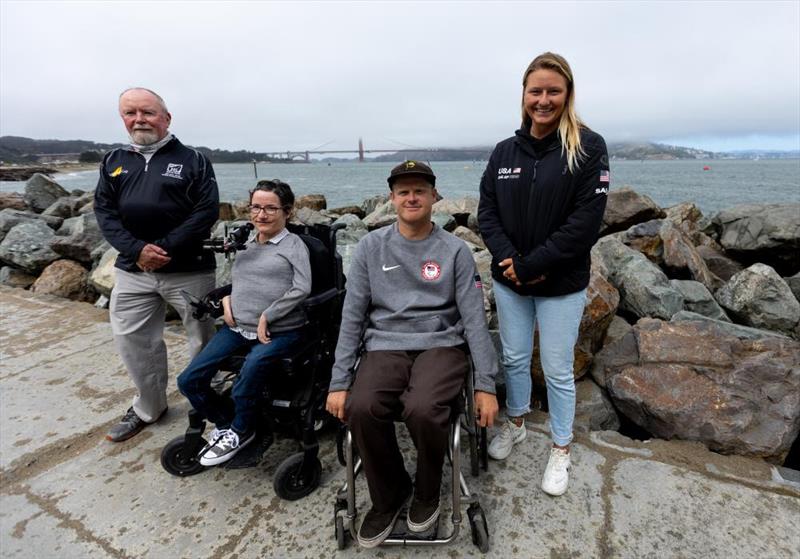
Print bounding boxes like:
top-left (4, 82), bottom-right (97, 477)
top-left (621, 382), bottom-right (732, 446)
top-left (3, 159), bottom-right (799, 215)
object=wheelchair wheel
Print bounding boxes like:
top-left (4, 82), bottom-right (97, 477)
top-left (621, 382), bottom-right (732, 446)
top-left (468, 503), bottom-right (490, 553)
top-left (335, 514), bottom-right (346, 550)
top-left (273, 452), bottom-right (322, 500)
top-left (160, 436), bottom-right (206, 477)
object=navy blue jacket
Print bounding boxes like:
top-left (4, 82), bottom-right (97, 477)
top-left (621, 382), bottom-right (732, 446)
top-left (94, 137), bottom-right (219, 273)
top-left (478, 127), bottom-right (609, 296)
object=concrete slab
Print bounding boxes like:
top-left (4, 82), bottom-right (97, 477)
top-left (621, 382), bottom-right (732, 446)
top-left (1, 286), bottom-right (799, 558)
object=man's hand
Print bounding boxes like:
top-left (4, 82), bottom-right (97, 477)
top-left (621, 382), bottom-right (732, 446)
top-left (326, 390), bottom-right (348, 422)
top-left (222, 296), bottom-right (236, 328)
top-left (137, 243), bottom-right (171, 272)
top-left (257, 314), bottom-right (271, 344)
top-left (498, 258), bottom-right (545, 286)
top-left (474, 391), bottom-right (499, 428)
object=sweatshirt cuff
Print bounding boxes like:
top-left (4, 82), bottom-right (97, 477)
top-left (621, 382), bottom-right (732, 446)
top-left (474, 378), bottom-right (497, 394)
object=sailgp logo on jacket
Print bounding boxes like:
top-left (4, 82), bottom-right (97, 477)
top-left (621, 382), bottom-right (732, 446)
top-left (162, 163), bottom-right (183, 179)
top-left (497, 167), bottom-right (521, 180)
top-left (421, 260), bottom-right (441, 281)
top-left (110, 166), bottom-right (128, 177)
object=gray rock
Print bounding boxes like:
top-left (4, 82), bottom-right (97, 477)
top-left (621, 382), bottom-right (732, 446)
top-left (0, 220), bottom-right (60, 274)
top-left (50, 214), bottom-right (106, 264)
top-left (328, 205), bottom-right (365, 219)
top-left (295, 194), bottom-right (327, 211)
top-left (332, 213), bottom-right (367, 231)
top-left (671, 311), bottom-right (790, 340)
top-left (42, 196), bottom-right (79, 219)
top-left (453, 226), bottom-right (486, 249)
top-left (715, 263), bottom-right (800, 336)
top-left (362, 200), bottom-right (397, 230)
top-left (430, 212), bottom-right (456, 232)
top-left (574, 378), bottom-right (621, 432)
top-left (23, 173), bottom-right (70, 213)
top-left (601, 318), bottom-right (800, 462)
top-left (604, 315), bottom-right (633, 346)
top-left (361, 194), bottom-right (388, 216)
top-left (600, 186), bottom-right (665, 235)
top-left (335, 225), bottom-right (368, 277)
top-left (432, 196), bottom-right (478, 227)
top-left (215, 253), bottom-right (233, 288)
top-left (472, 249), bottom-right (494, 325)
top-left (466, 213), bottom-right (480, 235)
top-left (695, 245), bottom-right (744, 282)
top-left (592, 236), bottom-right (684, 320)
top-left (0, 209), bottom-right (63, 242)
top-left (621, 219), bottom-right (721, 291)
top-left (670, 279), bottom-right (730, 322)
top-left (0, 266), bottom-right (36, 289)
top-left (784, 272), bottom-right (800, 303)
top-left (292, 207), bottom-right (334, 227)
top-left (712, 203), bottom-right (800, 276)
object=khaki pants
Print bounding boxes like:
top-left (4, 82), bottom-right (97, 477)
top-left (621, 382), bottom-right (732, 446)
top-left (110, 269), bottom-right (216, 422)
top-left (346, 347), bottom-right (468, 512)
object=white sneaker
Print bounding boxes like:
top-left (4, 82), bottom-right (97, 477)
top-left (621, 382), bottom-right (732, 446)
top-left (198, 429), bottom-right (254, 466)
top-left (488, 419), bottom-right (526, 460)
top-left (541, 447), bottom-right (571, 496)
top-left (197, 427), bottom-right (222, 456)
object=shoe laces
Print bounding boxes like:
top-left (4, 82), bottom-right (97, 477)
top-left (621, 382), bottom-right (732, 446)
top-left (548, 447), bottom-right (570, 470)
top-left (206, 427), bottom-right (222, 444)
top-left (122, 407), bottom-right (139, 422)
top-left (499, 419), bottom-right (521, 440)
top-left (216, 429), bottom-right (240, 450)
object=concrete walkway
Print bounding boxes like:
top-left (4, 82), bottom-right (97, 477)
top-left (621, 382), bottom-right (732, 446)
top-left (1, 286), bottom-right (798, 558)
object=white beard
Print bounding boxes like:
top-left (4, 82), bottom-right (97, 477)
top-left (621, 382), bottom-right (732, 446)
top-left (130, 129), bottom-right (160, 145)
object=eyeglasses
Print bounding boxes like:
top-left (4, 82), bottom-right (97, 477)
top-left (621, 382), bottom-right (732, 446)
top-left (248, 205), bottom-right (283, 215)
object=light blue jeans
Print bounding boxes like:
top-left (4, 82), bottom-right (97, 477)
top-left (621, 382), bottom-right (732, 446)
top-left (494, 282), bottom-right (587, 447)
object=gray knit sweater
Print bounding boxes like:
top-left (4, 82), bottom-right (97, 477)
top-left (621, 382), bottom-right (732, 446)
top-left (230, 231), bottom-right (311, 334)
top-left (330, 223), bottom-right (499, 393)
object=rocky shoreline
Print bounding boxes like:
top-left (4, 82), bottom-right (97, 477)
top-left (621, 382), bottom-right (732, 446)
top-left (2, 174), bottom-right (799, 467)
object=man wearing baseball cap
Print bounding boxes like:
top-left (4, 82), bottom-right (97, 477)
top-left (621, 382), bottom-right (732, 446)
top-left (326, 161), bottom-right (499, 548)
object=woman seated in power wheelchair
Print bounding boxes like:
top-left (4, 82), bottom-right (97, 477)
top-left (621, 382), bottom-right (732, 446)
top-left (161, 179), bottom-right (346, 500)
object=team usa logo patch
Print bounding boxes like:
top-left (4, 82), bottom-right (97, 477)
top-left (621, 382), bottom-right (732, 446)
top-left (421, 260), bottom-right (441, 281)
top-left (162, 163), bottom-right (184, 179)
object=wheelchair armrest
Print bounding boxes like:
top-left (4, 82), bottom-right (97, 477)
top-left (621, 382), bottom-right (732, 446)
top-left (302, 287), bottom-right (338, 310)
top-left (206, 284), bottom-right (232, 303)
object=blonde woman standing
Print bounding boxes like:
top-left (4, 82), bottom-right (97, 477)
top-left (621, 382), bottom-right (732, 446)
top-left (478, 52), bottom-right (610, 496)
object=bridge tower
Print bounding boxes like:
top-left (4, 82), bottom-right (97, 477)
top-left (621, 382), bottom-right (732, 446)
top-left (358, 137), bottom-right (364, 163)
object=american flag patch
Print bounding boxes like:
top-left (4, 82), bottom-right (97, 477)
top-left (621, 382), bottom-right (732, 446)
top-left (599, 170), bottom-right (610, 183)
top-left (512, 167), bottom-right (522, 173)
top-left (473, 274), bottom-right (483, 289)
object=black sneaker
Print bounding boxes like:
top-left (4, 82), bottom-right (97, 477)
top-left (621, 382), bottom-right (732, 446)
top-left (106, 406), bottom-right (166, 442)
top-left (407, 495), bottom-right (440, 533)
top-left (357, 487), bottom-right (411, 548)
top-left (198, 429), bottom-right (255, 466)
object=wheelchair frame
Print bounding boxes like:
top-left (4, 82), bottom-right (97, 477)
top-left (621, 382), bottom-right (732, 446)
top-left (333, 358), bottom-right (491, 552)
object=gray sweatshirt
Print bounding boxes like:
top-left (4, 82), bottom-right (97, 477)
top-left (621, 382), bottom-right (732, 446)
top-left (329, 223), bottom-right (499, 393)
top-left (230, 231), bottom-right (311, 334)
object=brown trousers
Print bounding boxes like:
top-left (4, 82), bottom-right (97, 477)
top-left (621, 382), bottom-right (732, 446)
top-left (346, 347), bottom-right (468, 512)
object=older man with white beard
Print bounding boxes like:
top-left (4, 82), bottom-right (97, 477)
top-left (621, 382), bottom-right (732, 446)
top-left (94, 87), bottom-right (219, 442)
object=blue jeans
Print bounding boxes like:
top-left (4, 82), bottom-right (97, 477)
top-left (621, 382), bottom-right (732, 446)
top-left (177, 325), bottom-right (302, 435)
top-left (494, 282), bottom-right (587, 447)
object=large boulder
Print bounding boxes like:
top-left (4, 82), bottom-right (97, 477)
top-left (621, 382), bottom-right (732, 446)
top-left (786, 272), bottom-right (800, 302)
top-left (430, 212), bottom-right (456, 232)
top-left (31, 259), bottom-right (97, 302)
top-left (712, 204), bottom-right (800, 276)
top-left (432, 196), bottom-right (478, 227)
top-left (600, 187), bottom-right (665, 235)
top-left (292, 207), bottom-right (334, 227)
top-left (0, 220), bottom-right (60, 274)
top-left (333, 214), bottom-right (368, 277)
top-left (88, 247), bottom-right (119, 296)
top-left (669, 279), bottom-right (730, 322)
top-left (715, 263), bottom-right (800, 337)
top-left (664, 202), bottom-right (718, 249)
top-left (50, 213), bottom-right (106, 264)
top-left (362, 200), bottom-right (397, 230)
top-left (592, 236), bottom-right (684, 320)
top-left (42, 196), bottom-right (79, 219)
top-left (328, 205), bottom-right (365, 219)
top-left (670, 311), bottom-right (790, 340)
top-left (532, 269), bottom-right (620, 383)
top-left (600, 318), bottom-right (800, 462)
top-left (453, 226), bottom-right (486, 250)
top-left (0, 209), bottom-right (63, 242)
top-left (361, 194), bottom-right (388, 216)
top-left (0, 192), bottom-right (27, 211)
top-left (295, 194), bottom-right (327, 211)
top-left (23, 173), bottom-right (70, 213)
top-left (620, 219), bottom-right (721, 291)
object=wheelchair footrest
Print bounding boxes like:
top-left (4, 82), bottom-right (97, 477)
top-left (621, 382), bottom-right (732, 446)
top-left (388, 512), bottom-right (440, 541)
top-left (224, 433), bottom-right (274, 470)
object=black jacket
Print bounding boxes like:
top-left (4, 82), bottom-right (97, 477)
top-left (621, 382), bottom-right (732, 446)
top-left (94, 137), bottom-right (219, 273)
top-left (478, 127), bottom-right (609, 296)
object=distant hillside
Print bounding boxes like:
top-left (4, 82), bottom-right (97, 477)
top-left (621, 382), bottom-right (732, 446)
top-left (607, 142), bottom-right (716, 160)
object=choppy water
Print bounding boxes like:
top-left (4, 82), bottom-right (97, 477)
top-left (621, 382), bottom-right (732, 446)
top-left (3, 159), bottom-right (799, 215)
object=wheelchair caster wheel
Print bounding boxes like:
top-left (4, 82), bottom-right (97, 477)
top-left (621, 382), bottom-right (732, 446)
top-left (335, 514), bottom-right (347, 549)
top-left (273, 452), bottom-right (322, 500)
top-left (160, 436), bottom-right (206, 477)
top-left (468, 504), bottom-right (489, 553)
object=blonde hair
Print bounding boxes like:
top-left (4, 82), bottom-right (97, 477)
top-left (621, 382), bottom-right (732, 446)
top-left (521, 52), bottom-right (585, 173)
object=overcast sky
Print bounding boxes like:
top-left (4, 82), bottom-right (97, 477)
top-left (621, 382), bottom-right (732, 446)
top-left (1, 1), bottom-right (799, 153)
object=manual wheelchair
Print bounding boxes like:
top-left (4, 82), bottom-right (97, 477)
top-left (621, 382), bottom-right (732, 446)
top-left (160, 221), bottom-right (346, 501)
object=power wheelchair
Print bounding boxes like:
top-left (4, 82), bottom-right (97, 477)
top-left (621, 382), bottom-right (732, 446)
top-left (333, 352), bottom-right (492, 552)
top-left (160, 221), bottom-right (346, 501)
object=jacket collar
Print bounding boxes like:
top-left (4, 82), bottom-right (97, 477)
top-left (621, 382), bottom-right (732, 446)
top-left (514, 127), bottom-right (561, 158)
